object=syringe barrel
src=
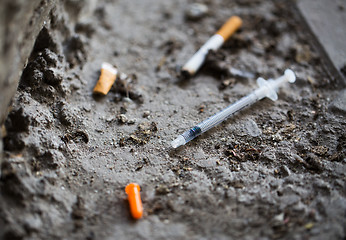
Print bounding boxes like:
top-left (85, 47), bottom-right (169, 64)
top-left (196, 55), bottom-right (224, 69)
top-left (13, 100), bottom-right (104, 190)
top-left (179, 93), bottom-right (258, 145)
top-left (180, 126), bottom-right (202, 144)
top-left (197, 93), bottom-right (258, 133)
top-left (173, 92), bottom-right (259, 148)
top-left (177, 88), bottom-right (272, 145)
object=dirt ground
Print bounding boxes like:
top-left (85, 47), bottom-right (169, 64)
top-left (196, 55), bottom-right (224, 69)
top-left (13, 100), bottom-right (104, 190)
top-left (1, 0), bottom-right (345, 239)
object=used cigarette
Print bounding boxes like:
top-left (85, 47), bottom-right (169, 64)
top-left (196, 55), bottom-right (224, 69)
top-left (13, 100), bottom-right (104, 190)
top-left (93, 62), bottom-right (118, 95)
top-left (182, 16), bottom-right (242, 77)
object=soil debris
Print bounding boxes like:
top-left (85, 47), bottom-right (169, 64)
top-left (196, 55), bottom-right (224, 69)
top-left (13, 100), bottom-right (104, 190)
top-left (1, 0), bottom-right (345, 240)
top-left (113, 73), bottom-right (143, 103)
top-left (121, 122), bottom-right (158, 146)
top-left (61, 130), bottom-right (89, 144)
top-left (204, 50), bottom-right (254, 80)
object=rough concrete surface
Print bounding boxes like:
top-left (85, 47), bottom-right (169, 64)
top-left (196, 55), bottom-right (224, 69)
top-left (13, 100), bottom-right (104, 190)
top-left (1, 0), bottom-right (345, 239)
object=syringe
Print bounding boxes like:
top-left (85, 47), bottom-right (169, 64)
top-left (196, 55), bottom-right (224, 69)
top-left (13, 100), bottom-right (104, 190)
top-left (171, 69), bottom-right (296, 148)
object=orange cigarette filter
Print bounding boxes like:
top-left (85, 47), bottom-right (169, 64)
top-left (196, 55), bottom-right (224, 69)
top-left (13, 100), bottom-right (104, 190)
top-left (93, 62), bottom-right (118, 95)
top-left (216, 16), bottom-right (243, 41)
top-left (125, 183), bottom-right (143, 219)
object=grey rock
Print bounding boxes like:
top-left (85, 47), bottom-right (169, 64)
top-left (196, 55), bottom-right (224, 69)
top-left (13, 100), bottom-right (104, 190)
top-left (237, 193), bottom-right (254, 205)
top-left (23, 215), bottom-right (42, 232)
top-left (185, 3), bottom-right (208, 21)
top-left (244, 119), bottom-right (262, 137)
top-left (292, 201), bottom-right (307, 214)
top-left (193, 148), bottom-right (206, 160)
top-left (142, 111), bottom-right (150, 118)
top-left (117, 114), bottom-right (128, 124)
top-left (195, 156), bottom-right (217, 168)
top-left (272, 212), bottom-right (284, 225)
top-left (280, 165), bottom-right (291, 177)
top-left (276, 33), bottom-right (294, 56)
top-left (329, 89), bottom-right (346, 115)
top-left (260, 148), bottom-right (276, 162)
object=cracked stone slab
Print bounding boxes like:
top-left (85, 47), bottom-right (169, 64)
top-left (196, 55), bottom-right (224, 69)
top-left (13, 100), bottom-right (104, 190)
top-left (297, 0), bottom-right (346, 84)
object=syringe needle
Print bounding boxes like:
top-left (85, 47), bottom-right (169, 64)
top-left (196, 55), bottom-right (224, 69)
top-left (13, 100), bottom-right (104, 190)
top-left (171, 69), bottom-right (296, 148)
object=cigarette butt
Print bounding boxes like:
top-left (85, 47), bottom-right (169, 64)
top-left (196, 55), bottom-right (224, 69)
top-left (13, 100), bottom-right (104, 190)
top-left (93, 62), bottom-right (118, 95)
top-left (125, 183), bottom-right (143, 219)
top-left (182, 16), bottom-right (242, 77)
top-left (216, 16), bottom-right (242, 41)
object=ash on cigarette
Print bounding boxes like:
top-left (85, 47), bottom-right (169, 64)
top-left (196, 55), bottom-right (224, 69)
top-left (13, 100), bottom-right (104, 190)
top-left (1, 0), bottom-right (345, 240)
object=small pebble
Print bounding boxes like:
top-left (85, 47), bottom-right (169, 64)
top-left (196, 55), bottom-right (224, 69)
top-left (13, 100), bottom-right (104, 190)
top-left (185, 3), bottom-right (208, 21)
top-left (106, 116), bottom-right (115, 122)
top-left (280, 165), bottom-right (291, 177)
top-left (244, 119), bottom-right (262, 137)
top-left (117, 114), bottom-right (128, 124)
top-left (273, 213), bottom-right (285, 226)
top-left (128, 118), bottom-right (137, 124)
top-left (329, 89), bottom-right (346, 114)
top-left (123, 97), bottom-right (134, 103)
top-left (198, 104), bottom-right (205, 113)
top-left (143, 111), bottom-right (150, 118)
top-left (304, 222), bottom-right (314, 230)
top-left (119, 72), bottom-right (128, 81)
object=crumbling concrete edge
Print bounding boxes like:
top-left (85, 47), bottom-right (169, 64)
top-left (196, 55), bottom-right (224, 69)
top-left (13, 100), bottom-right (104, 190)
top-left (0, 0), bottom-right (98, 172)
top-left (0, 0), bottom-right (58, 169)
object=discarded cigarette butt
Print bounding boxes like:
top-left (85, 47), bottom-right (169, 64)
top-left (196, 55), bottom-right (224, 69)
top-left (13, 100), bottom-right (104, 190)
top-left (125, 183), bottom-right (143, 219)
top-left (182, 16), bottom-right (242, 77)
top-left (93, 62), bottom-right (118, 95)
